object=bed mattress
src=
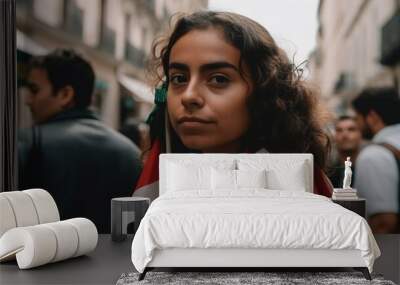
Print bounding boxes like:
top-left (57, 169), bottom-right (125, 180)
top-left (131, 190), bottom-right (380, 273)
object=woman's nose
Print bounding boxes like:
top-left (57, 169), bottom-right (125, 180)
top-left (181, 81), bottom-right (204, 111)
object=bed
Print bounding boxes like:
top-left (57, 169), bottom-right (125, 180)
top-left (131, 154), bottom-right (381, 280)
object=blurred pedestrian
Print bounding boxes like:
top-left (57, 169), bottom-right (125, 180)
top-left (18, 49), bottom-right (142, 233)
top-left (352, 87), bottom-right (400, 233)
top-left (328, 116), bottom-right (362, 188)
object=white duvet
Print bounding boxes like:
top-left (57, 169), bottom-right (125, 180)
top-left (131, 190), bottom-right (380, 273)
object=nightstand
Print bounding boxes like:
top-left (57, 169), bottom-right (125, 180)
top-left (111, 197), bottom-right (150, 242)
top-left (332, 198), bottom-right (366, 218)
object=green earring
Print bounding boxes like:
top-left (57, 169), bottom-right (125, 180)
top-left (154, 82), bottom-right (167, 104)
top-left (146, 82), bottom-right (167, 125)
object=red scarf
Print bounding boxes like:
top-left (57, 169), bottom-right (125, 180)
top-left (133, 139), bottom-right (333, 199)
top-left (313, 167), bottom-right (333, 197)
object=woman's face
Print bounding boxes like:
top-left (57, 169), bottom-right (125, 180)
top-left (167, 28), bottom-right (253, 153)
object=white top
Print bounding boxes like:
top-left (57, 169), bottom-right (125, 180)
top-left (355, 124), bottom-right (400, 217)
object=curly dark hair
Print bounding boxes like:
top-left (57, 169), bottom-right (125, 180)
top-left (352, 87), bottom-right (400, 126)
top-left (148, 11), bottom-right (330, 169)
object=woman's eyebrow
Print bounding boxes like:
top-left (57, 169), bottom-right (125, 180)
top-left (169, 62), bottom-right (189, 71)
top-left (168, 61), bottom-right (239, 72)
top-left (200, 62), bottom-right (239, 72)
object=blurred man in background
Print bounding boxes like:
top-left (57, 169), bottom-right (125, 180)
top-left (352, 87), bottom-right (400, 233)
top-left (19, 49), bottom-right (142, 233)
top-left (328, 116), bottom-right (363, 188)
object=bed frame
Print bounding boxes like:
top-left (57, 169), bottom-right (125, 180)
top-left (138, 154), bottom-right (372, 281)
top-left (139, 248), bottom-right (371, 280)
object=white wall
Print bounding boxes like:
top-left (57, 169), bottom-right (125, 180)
top-left (33, 0), bottom-right (64, 27)
top-left (315, 0), bottom-right (398, 104)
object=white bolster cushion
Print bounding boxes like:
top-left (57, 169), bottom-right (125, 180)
top-left (0, 218), bottom-right (98, 269)
top-left (0, 196), bottom-right (17, 237)
top-left (0, 191), bottom-right (39, 228)
top-left (0, 225), bottom-right (57, 268)
top-left (65, 218), bottom-right (98, 257)
top-left (42, 221), bottom-right (79, 262)
top-left (0, 189), bottom-right (60, 238)
top-left (23, 189), bottom-right (60, 224)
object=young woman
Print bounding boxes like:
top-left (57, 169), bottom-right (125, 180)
top-left (134, 11), bottom-right (333, 200)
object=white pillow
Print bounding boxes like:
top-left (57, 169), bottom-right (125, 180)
top-left (266, 164), bottom-right (307, 191)
top-left (237, 159), bottom-right (308, 192)
top-left (236, 169), bottom-right (267, 188)
top-left (211, 169), bottom-right (268, 190)
top-left (211, 168), bottom-right (236, 190)
top-left (167, 162), bottom-right (211, 191)
top-left (166, 159), bottom-right (236, 193)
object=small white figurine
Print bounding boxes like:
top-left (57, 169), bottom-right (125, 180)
top-left (342, 157), bottom-right (352, 189)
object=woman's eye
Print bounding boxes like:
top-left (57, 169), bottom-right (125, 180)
top-left (209, 75), bottom-right (230, 86)
top-left (170, 74), bottom-right (187, 85)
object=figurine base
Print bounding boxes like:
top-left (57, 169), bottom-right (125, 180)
top-left (333, 188), bottom-right (357, 192)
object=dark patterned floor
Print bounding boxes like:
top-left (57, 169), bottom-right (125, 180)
top-left (117, 271), bottom-right (396, 285)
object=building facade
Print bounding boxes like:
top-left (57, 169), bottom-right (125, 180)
top-left (16, 0), bottom-right (208, 129)
top-left (309, 0), bottom-right (400, 115)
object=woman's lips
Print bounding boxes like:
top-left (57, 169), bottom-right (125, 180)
top-left (179, 121), bottom-right (210, 128)
top-left (177, 116), bottom-right (214, 124)
top-left (177, 116), bottom-right (215, 133)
